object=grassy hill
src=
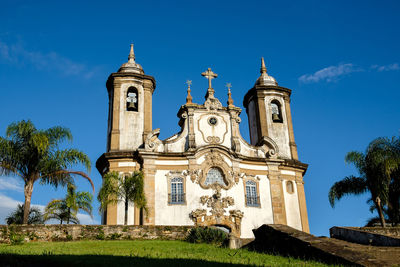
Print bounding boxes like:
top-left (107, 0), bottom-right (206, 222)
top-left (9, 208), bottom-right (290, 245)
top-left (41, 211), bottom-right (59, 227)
top-left (0, 240), bottom-right (343, 266)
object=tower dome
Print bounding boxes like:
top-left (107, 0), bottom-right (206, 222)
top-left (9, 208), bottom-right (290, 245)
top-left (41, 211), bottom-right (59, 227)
top-left (254, 57), bottom-right (278, 86)
top-left (118, 44), bottom-right (144, 74)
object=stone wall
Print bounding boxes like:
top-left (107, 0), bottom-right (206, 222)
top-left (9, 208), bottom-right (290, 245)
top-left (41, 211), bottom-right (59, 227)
top-left (248, 224), bottom-right (395, 266)
top-left (330, 226), bottom-right (400, 246)
top-left (0, 225), bottom-right (192, 243)
top-left (355, 226), bottom-right (400, 238)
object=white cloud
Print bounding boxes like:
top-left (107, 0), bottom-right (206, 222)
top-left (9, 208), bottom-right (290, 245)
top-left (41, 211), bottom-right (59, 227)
top-left (0, 41), bottom-right (96, 78)
top-left (299, 63), bottom-right (361, 83)
top-left (371, 63), bottom-right (400, 72)
top-left (0, 176), bottom-right (23, 192)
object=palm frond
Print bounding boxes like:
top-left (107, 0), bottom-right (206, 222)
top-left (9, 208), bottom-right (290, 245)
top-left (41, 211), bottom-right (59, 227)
top-left (329, 176), bottom-right (367, 207)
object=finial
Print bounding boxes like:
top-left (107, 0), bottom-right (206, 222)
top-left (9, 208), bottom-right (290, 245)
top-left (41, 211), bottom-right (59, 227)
top-left (186, 80), bottom-right (193, 104)
top-left (128, 43), bottom-right (135, 63)
top-left (226, 83), bottom-right (234, 106)
top-left (260, 57), bottom-right (267, 74)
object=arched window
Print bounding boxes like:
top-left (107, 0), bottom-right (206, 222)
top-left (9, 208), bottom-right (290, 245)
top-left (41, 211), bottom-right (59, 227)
top-left (169, 177), bottom-right (184, 204)
top-left (205, 168), bottom-right (227, 186)
top-left (271, 100), bottom-right (283, 123)
top-left (126, 87), bottom-right (138, 112)
top-left (245, 180), bottom-right (260, 207)
top-left (286, 181), bottom-right (294, 194)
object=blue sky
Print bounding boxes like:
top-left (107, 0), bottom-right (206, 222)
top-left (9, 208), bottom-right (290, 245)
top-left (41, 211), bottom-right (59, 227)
top-left (0, 0), bottom-right (399, 236)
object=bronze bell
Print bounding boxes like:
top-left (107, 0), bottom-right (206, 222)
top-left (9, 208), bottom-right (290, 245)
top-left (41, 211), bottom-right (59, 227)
top-left (128, 101), bottom-right (136, 109)
top-left (272, 113), bottom-right (280, 121)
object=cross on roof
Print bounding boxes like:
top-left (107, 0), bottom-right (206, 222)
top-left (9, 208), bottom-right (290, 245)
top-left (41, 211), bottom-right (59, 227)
top-left (226, 82), bottom-right (232, 91)
top-left (201, 68), bottom-right (218, 89)
top-left (186, 80), bottom-right (192, 88)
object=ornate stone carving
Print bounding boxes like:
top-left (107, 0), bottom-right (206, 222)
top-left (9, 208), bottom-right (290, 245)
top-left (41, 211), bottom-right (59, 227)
top-left (198, 114), bottom-right (228, 145)
top-left (188, 151), bottom-right (241, 189)
top-left (199, 190), bottom-right (234, 217)
top-left (145, 128), bottom-right (162, 151)
top-left (204, 97), bottom-right (223, 110)
top-left (190, 188), bottom-right (244, 237)
top-left (256, 136), bottom-right (279, 158)
top-left (206, 136), bottom-right (220, 143)
top-left (231, 136), bottom-right (241, 153)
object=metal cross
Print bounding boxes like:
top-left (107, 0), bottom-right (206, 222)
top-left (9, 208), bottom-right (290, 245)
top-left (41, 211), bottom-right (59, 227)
top-left (201, 68), bottom-right (218, 89)
top-left (186, 80), bottom-right (192, 88)
top-left (226, 82), bottom-right (232, 92)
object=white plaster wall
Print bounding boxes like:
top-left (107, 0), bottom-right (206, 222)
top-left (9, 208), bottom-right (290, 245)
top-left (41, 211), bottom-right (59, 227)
top-left (282, 180), bottom-right (302, 231)
top-left (154, 166), bottom-right (274, 238)
top-left (164, 121), bottom-right (188, 153)
top-left (247, 100), bottom-right (258, 146)
top-left (227, 175), bottom-right (273, 238)
top-left (193, 111), bottom-right (231, 149)
top-left (154, 169), bottom-right (212, 226)
top-left (116, 171), bottom-right (136, 225)
top-left (264, 96), bottom-right (291, 159)
top-left (116, 201), bottom-right (135, 225)
top-left (119, 80), bottom-right (144, 150)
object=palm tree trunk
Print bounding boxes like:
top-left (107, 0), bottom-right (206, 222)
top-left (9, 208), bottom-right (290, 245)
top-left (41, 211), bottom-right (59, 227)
top-left (376, 197), bottom-right (386, 227)
top-left (23, 180), bottom-right (34, 224)
top-left (67, 208), bottom-right (70, 224)
top-left (124, 198), bottom-right (128, 225)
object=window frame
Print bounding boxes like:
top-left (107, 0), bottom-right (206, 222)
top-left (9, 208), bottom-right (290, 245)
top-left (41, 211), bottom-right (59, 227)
top-left (243, 176), bottom-right (261, 208)
top-left (166, 171), bottom-right (187, 205)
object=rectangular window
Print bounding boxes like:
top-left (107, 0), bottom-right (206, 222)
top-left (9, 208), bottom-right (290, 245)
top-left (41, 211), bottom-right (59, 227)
top-left (169, 177), bottom-right (185, 204)
top-left (245, 180), bottom-right (260, 207)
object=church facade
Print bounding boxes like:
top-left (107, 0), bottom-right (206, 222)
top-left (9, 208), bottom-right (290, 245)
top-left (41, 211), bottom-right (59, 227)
top-left (96, 45), bottom-right (309, 238)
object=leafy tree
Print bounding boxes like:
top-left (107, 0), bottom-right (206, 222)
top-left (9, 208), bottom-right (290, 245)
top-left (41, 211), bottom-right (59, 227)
top-left (329, 137), bottom-right (400, 227)
top-left (6, 204), bottom-right (44, 225)
top-left (44, 183), bottom-right (93, 224)
top-left (0, 120), bottom-right (94, 224)
top-left (98, 171), bottom-right (147, 225)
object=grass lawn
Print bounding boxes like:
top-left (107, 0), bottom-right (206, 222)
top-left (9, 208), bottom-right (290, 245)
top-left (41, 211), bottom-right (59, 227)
top-left (0, 240), bottom-right (344, 266)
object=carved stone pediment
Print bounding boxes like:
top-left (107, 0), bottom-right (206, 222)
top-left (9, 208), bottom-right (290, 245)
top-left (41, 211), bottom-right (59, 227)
top-left (189, 151), bottom-right (239, 190)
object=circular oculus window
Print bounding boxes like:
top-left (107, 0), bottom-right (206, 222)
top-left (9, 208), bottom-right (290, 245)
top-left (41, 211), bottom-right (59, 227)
top-left (208, 117), bottom-right (217, 125)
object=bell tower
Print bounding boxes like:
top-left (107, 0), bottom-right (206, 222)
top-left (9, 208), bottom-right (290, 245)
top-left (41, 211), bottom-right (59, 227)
top-left (106, 44), bottom-right (156, 152)
top-left (243, 58), bottom-right (298, 160)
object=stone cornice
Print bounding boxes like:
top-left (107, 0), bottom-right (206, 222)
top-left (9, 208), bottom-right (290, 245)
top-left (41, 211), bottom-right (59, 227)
top-left (106, 72), bottom-right (156, 93)
top-left (243, 85), bottom-right (292, 109)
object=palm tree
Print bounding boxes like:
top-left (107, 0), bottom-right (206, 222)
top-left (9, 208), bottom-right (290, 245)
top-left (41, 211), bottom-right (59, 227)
top-left (44, 183), bottom-right (93, 224)
top-left (0, 120), bottom-right (94, 224)
top-left (329, 137), bottom-right (400, 227)
top-left (6, 204), bottom-right (44, 225)
top-left (98, 171), bottom-right (147, 225)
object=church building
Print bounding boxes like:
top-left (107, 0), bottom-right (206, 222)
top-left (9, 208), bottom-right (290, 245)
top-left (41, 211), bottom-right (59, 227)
top-left (96, 45), bottom-right (309, 238)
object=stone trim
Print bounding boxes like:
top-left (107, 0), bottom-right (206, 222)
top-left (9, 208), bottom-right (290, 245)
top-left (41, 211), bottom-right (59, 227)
top-left (295, 173), bottom-right (309, 233)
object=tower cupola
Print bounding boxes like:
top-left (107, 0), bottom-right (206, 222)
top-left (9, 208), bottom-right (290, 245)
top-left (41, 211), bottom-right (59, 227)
top-left (254, 57), bottom-right (278, 86)
top-left (118, 44), bottom-right (144, 74)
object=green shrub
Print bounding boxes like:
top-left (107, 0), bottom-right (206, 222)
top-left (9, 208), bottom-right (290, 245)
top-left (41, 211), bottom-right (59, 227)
top-left (27, 231), bottom-right (39, 241)
top-left (9, 231), bottom-right (25, 245)
top-left (96, 230), bottom-right (105, 240)
top-left (66, 234), bottom-right (73, 241)
top-left (185, 227), bottom-right (228, 246)
top-left (109, 233), bottom-right (122, 240)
